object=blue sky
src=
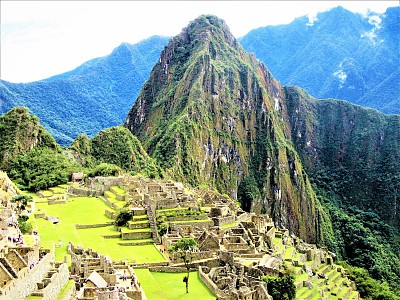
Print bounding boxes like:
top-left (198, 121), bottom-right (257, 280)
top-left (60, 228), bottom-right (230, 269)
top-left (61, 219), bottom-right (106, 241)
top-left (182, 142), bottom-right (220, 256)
top-left (1, 1), bottom-right (398, 83)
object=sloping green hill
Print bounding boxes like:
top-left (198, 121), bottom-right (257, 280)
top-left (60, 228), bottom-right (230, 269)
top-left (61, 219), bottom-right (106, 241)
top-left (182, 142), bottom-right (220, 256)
top-left (0, 36), bottom-right (170, 145)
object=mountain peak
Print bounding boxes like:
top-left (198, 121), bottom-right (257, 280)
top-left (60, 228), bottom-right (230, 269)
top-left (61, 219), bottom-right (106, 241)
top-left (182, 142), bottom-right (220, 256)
top-left (125, 15), bottom-right (325, 243)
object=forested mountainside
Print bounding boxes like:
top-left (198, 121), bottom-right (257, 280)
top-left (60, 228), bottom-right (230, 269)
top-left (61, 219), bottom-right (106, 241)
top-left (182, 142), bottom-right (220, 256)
top-left (0, 106), bottom-right (162, 192)
top-left (125, 14), bottom-right (336, 245)
top-left (0, 36), bottom-right (169, 145)
top-left (124, 15), bottom-right (399, 292)
top-left (239, 6), bottom-right (400, 114)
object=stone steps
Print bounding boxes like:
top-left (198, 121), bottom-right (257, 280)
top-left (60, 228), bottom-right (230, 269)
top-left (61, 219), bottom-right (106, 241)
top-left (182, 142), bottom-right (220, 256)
top-left (147, 208), bottom-right (161, 244)
top-left (0, 257), bottom-right (18, 278)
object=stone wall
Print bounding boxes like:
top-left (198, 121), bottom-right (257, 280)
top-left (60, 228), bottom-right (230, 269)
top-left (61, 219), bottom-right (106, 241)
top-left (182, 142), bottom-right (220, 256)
top-left (0, 250), bottom-right (53, 300)
top-left (169, 220), bottom-right (213, 231)
top-left (94, 176), bottom-right (123, 187)
top-left (166, 215), bottom-right (208, 222)
top-left (105, 210), bottom-right (117, 220)
top-left (68, 187), bottom-right (102, 197)
top-left (32, 262), bottom-right (70, 300)
top-left (199, 266), bottom-right (220, 298)
top-left (212, 215), bottom-right (235, 226)
top-left (75, 223), bottom-right (113, 229)
top-left (128, 221), bottom-right (150, 229)
top-left (121, 231), bottom-right (152, 240)
top-left (148, 266), bottom-right (188, 273)
top-left (171, 251), bottom-right (213, 263)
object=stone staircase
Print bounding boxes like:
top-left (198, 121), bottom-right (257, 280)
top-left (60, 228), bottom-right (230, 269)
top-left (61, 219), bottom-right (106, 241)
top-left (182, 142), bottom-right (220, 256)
top-left (0, 257), bottom-right (18, 278)
top-left (146, 208), bottom-right (161, 245)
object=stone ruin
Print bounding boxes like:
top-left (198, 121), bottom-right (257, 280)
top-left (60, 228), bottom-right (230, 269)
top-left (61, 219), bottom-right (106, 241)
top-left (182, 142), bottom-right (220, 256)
top-left (0, 244), bottom-right (71, 300)
top-left (69, 242), bottom-right (144, 300)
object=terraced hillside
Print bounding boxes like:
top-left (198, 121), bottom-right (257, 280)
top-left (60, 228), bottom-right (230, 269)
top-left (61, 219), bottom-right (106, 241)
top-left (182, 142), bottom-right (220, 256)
top-left (20, 175), bottom-right (360, 299)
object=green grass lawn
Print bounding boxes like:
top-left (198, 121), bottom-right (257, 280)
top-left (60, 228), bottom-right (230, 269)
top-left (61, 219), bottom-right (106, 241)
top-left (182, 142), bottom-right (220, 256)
top-left (39, 190), bottom-right (54, 197)
top-left (33, 195), bottom-right (167, 264)
top-left (110, 185), bottom-right (126, 195)
top-left (220, 221), bottom-right (238, 228)
top-left (134, 269), bottom-right (215, 300)
top-left (50, 187), bottom-right (67, 194)
top-left (35, 196), bottom-right (113, 225)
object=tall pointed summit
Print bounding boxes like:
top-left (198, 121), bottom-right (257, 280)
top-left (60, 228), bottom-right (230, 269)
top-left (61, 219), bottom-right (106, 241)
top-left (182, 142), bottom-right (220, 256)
top-left (125, 15), bottom-right (331, 244)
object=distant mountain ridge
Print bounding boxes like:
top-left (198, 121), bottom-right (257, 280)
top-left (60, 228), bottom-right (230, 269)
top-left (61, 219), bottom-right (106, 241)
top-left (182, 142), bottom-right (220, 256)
top-left (0, 36), bottom-right (170, 145)
top-left (239, 6), bottom-right (400, 114)
top-left (1, 6), bottom-right (398, 147)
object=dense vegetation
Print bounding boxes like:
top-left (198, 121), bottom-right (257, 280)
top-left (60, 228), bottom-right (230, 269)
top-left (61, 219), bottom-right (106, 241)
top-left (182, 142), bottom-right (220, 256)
top-left (0, 106), bottom-right (60, 169)
top-left (7, 148), bottom-right (77, 192)
top-left (284, 87), bottom-right (400, 294)
top-left (0, 36), bottom-right (170, 145)
top-left (71, 126), bottom-right (164, 179)
top-left (0, 108), bottom-right (162, 192)
top-left (0, 107), bottom-right (75, 191)
top-left (263, 269), bottom-right (296, 300)
top-left (240, 6), bottom-right (400, 114)
top-left (339, 262), bottom-right (400, 300)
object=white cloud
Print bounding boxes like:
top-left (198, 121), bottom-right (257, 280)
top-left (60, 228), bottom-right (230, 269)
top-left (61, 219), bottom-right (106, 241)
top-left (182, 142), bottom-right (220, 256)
top-left (333, 69), bottom-right (347, 87)
top-left (367, 15), bottom-right (382, 29)
top-left (306, 13), bottom-right (318, 26)
top-left (361, 13), bottom-right (384, 45)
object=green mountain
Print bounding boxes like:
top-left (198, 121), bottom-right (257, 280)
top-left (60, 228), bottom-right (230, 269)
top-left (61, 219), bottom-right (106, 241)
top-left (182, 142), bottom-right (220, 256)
top-left (0, 36), bottom-right (170, 145)
top-left (0, 106), bottom-right (60, 170)
top-left (125, 15), bottom-right (332, 245)
top-left (0, 106), bottom-right (76, 191)
top-left (239, 6), bottom-right (400, 114)
top-left (70, 126), bottom-right (163, 178)
top-left (285, 87), bottom-right (400, 229)
top-left (124, 15), bottom-right (400, 291)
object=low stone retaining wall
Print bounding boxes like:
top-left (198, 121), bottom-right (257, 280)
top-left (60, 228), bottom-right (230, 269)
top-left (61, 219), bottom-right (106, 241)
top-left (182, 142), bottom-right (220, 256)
top-left (121, 231), bottom-right (152, 240)
top-left (165, 215), bottom-right (208, 222)
top-left (75, 223), bottom-right (113, 229)
top-left (239, 253), bottom-right (264, 259)
top-left (102, 234), bottom-right (122, 239)
top-left (118, 241), bottom-right (153, 246)
top-left (48, 200), bottom-right (66, 205)
top-left (169, 220), bottom-right (213, 231)
top-left (34, 213), bottom-right (46, 219)
top-left (212, 215), bottom-right (235, 226)
top-left (148, 266), bottom-right (188, 273)
top-left (131, 262), bottom-right (169, 268)
top-left (128, 221), bottom-right (150, 229)
top-left (68, 187), bottom-right (103, 197)
top-left (171, 251), bottom-right (213, 263)
top-left (105, 210), bottom-right (117, 219)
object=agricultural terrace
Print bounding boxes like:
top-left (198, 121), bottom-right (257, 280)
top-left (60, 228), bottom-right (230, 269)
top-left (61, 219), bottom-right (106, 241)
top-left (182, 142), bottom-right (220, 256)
top-left (26, 185), bottom-right (167, 264)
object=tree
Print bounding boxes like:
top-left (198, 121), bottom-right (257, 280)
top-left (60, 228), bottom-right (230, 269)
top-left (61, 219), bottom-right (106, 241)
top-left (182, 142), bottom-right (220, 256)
top-left (237, 176), bottom-right (260, 212)
top-left (11, 195), bottom-right (32, 212)
top-left (263, 269), bottom-right (296, 300)
top-left (114, 209), bottom-right (133, 227)
top-left (168, 238), bottom-right (199, 293)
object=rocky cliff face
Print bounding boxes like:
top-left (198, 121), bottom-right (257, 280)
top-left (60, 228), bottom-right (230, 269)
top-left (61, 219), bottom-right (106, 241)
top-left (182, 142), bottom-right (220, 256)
top-left (125, 15), bottom-right (331, 244)
top-left (285, 86), bottom-right (400, 229)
